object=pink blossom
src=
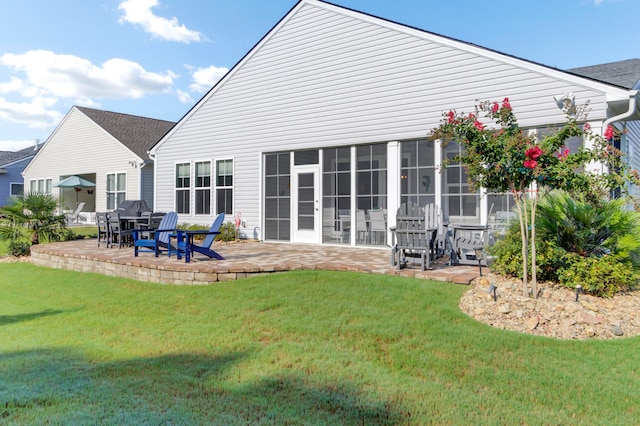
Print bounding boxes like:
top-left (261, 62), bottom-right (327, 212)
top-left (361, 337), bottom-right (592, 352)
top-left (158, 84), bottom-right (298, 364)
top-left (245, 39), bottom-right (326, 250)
top-left (557, 148), bottom-right (569, 160)
top-left (447, 110), bottom-right (455, 123)
top-left (525, 146), bottom-right (543, 160)
top-left (474, 120), bottom-right (485, 131)
top-left (523, 159), bottom-right (537, 169)
top-left (491, 102), bottom-right (499, 113)
top-left (604, 125), bottom-right (615, 140)
top-left (583, 123), bottom-right (591, 132)
top-left (502, 97), bottom-right (511, 110)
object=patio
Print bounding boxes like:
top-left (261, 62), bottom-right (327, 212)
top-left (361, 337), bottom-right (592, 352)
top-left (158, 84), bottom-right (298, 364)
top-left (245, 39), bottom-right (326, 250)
top-left (30, 239), bottom-right (481, 285)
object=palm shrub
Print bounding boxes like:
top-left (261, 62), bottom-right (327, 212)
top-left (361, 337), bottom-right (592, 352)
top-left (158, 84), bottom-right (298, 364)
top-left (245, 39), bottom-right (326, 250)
top-left (536, 191), bottom-right (640, 295)
top-left (491, 191), bottom-right (640, 296)
top-left (0, 192), bottom-right (68, 245)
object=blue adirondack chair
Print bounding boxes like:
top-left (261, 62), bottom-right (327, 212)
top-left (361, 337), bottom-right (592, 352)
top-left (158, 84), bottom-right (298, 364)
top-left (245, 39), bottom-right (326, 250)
top-left (132, 211), bottom-right (178, 257)
top-left (174, 213), bottom-right (225, 263)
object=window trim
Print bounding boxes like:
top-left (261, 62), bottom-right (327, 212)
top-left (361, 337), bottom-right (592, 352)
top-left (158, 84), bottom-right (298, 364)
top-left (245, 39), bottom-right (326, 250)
top-left (174, 161), bottom-right (191, 215)
top-left (215, 158), bottom-right (234, 215)
top-left (106, 171), bottom-right (127, 210)
top-left (194, 159), bottom-right (212, 216)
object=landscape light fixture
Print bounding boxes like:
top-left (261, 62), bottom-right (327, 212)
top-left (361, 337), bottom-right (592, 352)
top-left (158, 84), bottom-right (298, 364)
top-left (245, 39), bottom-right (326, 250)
top-left (487, 283), bottom-right (497, 302)
top-left (575, 285), bottom-right (583, 302)
top-left (474, 247), bottom-right (484, 277)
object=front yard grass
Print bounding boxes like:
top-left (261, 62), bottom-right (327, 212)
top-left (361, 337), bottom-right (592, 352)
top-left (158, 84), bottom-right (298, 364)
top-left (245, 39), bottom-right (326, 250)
top-left (1, 265), bottom-right (638, 424)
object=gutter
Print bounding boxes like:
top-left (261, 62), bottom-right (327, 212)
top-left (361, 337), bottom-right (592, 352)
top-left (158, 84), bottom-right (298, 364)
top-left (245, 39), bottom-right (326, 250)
top-left (603, 90), bottom-right (639, 129)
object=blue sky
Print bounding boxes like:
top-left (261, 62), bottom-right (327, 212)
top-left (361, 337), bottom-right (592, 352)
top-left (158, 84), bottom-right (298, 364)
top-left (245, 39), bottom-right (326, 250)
top-left (1, 0), bottom-right (638, 151)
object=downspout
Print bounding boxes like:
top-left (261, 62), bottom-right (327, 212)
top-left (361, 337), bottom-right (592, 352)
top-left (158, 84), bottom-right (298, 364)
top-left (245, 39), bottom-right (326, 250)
top-left (603, 90), bottom-right (639, 129)
top-left (602, 91), bottom-right (639, 197)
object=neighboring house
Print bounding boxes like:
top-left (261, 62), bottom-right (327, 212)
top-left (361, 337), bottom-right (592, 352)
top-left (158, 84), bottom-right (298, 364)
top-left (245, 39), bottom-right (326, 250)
top-left (150, 0), bottom-right (640, 247)
top-left (0, 143), bottom-right (41, 206)
top-left (22, 106), bottom-right (174, 219)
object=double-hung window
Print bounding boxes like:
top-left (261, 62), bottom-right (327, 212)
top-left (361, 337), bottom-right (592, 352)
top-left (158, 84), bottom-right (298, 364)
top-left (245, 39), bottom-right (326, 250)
top-left (216, 159), bottom-right (233, 215)
top-left (10, 182), bottom-right (24, 197)
top-left (175, 163), bottom-right (190, 214)
top-left (106, 173), bottom-right (126, 210)
top-left (195, 161), bottom-right (211, 215)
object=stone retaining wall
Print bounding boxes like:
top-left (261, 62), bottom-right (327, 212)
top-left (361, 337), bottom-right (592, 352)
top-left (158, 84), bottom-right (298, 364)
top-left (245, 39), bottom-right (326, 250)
top-left (30, 249), bottom-right (283, 285)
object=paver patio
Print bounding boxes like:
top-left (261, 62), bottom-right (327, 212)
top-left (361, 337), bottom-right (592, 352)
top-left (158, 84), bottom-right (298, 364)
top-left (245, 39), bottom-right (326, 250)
top-left (30, 239), bottom-right (480, 285)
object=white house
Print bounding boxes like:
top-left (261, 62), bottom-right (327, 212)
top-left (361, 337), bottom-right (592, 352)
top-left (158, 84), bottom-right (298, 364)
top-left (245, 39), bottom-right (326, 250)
top-left (23, 106), bottom-right (174, 220)
top-left (150, 0), bottom-right (640, 247)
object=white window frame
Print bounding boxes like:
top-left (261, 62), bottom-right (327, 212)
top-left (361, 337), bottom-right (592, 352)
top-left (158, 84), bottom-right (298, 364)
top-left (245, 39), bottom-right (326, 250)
top-left (10, 182), bottom-right (24, 197)
top-left (175, 162), bottom-right (191, 215)
top-left (216, 158), bottom-right (234, 215)
top-left (106, 172), bottom-right (127, 210)
top-left (194, 160), bottom-right (212, 216)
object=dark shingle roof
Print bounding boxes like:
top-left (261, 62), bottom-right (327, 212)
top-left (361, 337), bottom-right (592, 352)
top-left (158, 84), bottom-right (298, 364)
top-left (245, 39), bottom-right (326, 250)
top-left (0, 144), bottom-right (40, 167)
top-left (568, 58), bottom-right (640, 89)
top-left (76, 106), bottom-right (175, 159)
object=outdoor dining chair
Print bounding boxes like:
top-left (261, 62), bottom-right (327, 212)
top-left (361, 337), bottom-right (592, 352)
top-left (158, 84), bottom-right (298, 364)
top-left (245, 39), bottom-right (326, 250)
top-left (132, 211), bottom-right (178, 257)
top-left (96, 211), bottom-right (109, 247)
top-left (107, 212), bottom-right (133, 249)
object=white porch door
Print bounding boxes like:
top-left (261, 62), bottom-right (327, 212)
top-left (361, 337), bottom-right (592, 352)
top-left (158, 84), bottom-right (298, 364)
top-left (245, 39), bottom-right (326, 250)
top-left (292, 165), bottom-right (320, 243)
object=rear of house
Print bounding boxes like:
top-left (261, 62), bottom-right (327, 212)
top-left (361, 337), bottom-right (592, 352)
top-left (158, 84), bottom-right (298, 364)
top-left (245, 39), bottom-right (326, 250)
top-left (151, 0), bottom-right (640, 247)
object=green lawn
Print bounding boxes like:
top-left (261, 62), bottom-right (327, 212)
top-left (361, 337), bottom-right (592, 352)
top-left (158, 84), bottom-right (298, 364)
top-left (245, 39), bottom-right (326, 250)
top-left (1, 265), bottom-right (638, 425)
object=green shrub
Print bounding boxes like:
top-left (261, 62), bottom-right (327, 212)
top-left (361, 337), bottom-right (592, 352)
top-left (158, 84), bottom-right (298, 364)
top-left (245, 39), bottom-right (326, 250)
top-left (8, 240), bottom-right (31, 257)
top-left (557, 253), bottom-right (638, 297)
top-left (216, 222), bottom-right (236, 242)
top-left (489, 222), bottom-right (566, 282)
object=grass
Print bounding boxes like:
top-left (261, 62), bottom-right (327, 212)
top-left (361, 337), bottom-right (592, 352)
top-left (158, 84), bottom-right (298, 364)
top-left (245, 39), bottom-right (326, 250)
top-left (1, 265), bottom-right (639, 425)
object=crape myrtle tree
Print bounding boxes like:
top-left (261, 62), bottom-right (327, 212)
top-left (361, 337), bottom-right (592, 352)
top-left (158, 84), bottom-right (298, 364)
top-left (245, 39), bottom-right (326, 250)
top-left (430, 98), bottom-right (632, 298)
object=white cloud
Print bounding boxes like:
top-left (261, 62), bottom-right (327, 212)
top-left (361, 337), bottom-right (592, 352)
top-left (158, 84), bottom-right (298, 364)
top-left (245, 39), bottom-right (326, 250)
top-left (118, 0), bottom-right (203, 43)
top-left (1, 50), bottom-right (175, 100)
top-left (0, 96), bottom-right (63, 129)
top-left (0, 139), bottom-right (40, 152)
top-left (0, 50), bottom-right (175, 128)
top-left (189, 65), bottom-right (228, 93)
top-left (176, 89), bottom-right (192, 104)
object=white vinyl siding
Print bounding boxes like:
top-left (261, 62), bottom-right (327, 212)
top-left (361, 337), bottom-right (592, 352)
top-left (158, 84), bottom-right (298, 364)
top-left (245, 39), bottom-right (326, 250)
top-left (153, 0), bottom-right (628, 233)
top-left (22, 108), bottom-right (145, 213)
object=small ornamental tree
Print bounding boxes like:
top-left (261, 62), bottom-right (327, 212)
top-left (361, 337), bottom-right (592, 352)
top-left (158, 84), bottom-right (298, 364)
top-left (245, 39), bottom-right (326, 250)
top-left (430, 98), bottom-right (632, 297)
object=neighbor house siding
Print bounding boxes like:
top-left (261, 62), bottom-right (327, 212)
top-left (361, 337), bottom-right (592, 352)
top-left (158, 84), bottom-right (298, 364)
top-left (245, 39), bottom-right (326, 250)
top-left (0, 157), bottom-right (32, 206)
top-left (23, 108), bottom-right (141, 212)
top-left (626, 119), bottom-right (640, 198)
top-left (153, 0), bottom-right (626, 233)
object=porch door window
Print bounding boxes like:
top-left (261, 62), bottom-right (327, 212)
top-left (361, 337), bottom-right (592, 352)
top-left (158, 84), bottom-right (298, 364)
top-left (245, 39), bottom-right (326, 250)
top-left (264, 152), bottom-right (291, 241)
top-left (441, 141), bottom-right (480, 223)
top-left (322, 147), bottom-right (351, 244)
top-left (195, 161), bottom-right (211, 215)
top-left (216, 159), bottom-right (233, 215)
top-left (106, 172), bottom-right (126, 210)
top-left (356, 144), bottom-right (387, 246)
top-left (400, 139), bottom-right (436, 207)
top-left (175, 163), bottom-right (190, 214)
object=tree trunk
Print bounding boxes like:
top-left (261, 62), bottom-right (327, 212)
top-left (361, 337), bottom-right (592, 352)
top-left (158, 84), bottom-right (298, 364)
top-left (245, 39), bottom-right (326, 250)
top-left (514, 192), bottom-right (529, 297)
top-left (530, 194), bottom-right (538, 298)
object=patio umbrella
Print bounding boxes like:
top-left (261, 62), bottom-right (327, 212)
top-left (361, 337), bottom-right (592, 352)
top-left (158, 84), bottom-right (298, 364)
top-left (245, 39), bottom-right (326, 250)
top-left (53, 175), bottom-right (95, 205)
